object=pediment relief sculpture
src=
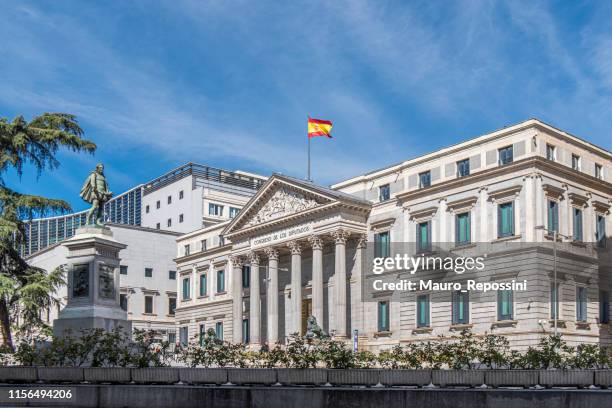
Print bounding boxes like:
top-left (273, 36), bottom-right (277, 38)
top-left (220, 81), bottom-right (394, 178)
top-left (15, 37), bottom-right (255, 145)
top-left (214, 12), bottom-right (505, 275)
top-left (245, 186), bottom-right (323, 227)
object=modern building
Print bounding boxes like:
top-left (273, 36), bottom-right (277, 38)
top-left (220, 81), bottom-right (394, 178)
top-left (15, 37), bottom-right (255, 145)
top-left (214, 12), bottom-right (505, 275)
top-left (20, 163), bottom-right (266, 256)
top-left (173, 119), bottom-right (611, 350)
top-left (24, 163), bottom-right (267, 341)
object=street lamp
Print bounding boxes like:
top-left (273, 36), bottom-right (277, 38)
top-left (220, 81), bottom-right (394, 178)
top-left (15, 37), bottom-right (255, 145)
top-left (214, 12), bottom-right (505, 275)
top-left (534, 225), bottom-right (572, 337)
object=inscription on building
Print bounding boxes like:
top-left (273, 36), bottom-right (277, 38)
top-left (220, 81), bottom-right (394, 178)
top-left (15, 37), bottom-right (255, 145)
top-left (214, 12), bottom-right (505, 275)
top-left (251, 223), bottom-right (313, 248)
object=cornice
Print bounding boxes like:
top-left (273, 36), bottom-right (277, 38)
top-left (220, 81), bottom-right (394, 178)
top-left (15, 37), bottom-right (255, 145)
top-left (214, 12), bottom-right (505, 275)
top-left (395, 157), bottom-right (612, 204)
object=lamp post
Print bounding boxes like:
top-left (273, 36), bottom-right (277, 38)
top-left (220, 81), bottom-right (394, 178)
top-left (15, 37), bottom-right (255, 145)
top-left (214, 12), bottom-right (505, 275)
top-left (535, 225), bottom-right (572, 337)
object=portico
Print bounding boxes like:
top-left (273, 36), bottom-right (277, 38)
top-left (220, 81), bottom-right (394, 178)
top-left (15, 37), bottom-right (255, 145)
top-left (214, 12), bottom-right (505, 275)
top-left (222, 174), bottom-right (370, 345)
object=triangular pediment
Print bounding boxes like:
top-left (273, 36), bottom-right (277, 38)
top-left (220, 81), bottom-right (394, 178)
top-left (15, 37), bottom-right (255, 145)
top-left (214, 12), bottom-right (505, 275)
top-left (223, 174), bottom-right (345, 236)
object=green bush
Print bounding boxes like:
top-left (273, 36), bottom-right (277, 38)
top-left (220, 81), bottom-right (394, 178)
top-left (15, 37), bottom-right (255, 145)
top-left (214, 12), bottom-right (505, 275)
top-left (2, 328), bottom-right (610, 369)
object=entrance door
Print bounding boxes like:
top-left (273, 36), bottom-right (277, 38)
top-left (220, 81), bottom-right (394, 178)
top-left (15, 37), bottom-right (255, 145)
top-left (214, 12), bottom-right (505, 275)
top-left (301, 298), bottom-right (312, 335)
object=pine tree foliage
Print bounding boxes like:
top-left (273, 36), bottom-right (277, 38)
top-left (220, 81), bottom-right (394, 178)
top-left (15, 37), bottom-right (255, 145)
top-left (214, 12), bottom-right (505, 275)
top-left (0, 113), bottom-right (95, 348)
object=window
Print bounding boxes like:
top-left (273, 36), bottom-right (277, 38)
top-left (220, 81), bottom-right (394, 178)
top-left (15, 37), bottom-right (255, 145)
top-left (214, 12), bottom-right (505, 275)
top-left (577, 286), bottom-right (587, 322)
top-left (452, 291), bottom-right (469, 324)
top-left (120, 294), bottom-right (128, 311)
top-left (546, 144), bottom-right (556, 161)
top-left (168, 332), bottom-right (176, 345)
top-left (497, 290), bottom-right (513, 320)
top-left (201, 239), bottom-right (207, 252)
top-left (378, 301), bottom-right (389, 332)
top-left (215, 322), bottom-right (223, 340)
top-left (595, 164), bottom-right (603, 180)
top-left (499, 146), bottom-right (513, 165)
top-left (416, 294), bottom-right (430, 327)
top-left (455, 212), bottom-right (470, 245)
top-left (600, 291), bottom-right (610, 324)
top-left (457, 159), bottom-right (470, 177)
top-left (573, 208), bottom-right (583, 241)
top-left (167, 195), bottom-right (172, 204)
top-left (156, 200), bottom-right (161, 209)
top-left (168, 297), bottom-right (176, 315)
top-left (219, 235), bottom-right (225, 246)
top-left (199, 324), bottom-right (206, 346)
top-left (120, 265), bottom-right (128, 275)
top-left (209, 203), bottom-right (223, 216)
top-left (419, 171), bottom-right (431, 188)
top-left (145, 268), bottom-right (153, 278)
top-left (497, 202), bottom-right (514, 238)
top-left (548, 200), bottom-right (559, 233)
top-left (572, 154), bottom-right (580, 171)
top-left (199, 273), bottom-right (207, 297)
top-left (167, 218), bottom-right (172, 228)
top-left (179, 326), bottom-right (188, 346)
top-left (596, 215), bottom-right (606, 248)
top-left (374, 231), bottom-right (390, 258)
top-left (168, 270), bottom-right (176, 280)
top-left (184, 244), bottom-right (190, 256)
top-left (156, 223), bottom-right (160, 230)
top-left (182, 277), bottom-right (191, 300)
top-left (242, 265), bottom-right (250, 289)
top-left (144, 296), bottom-right (153, 314)
top-left (229, 207), bottom-right (240, 218)
top-left (379, 184), bottom-right (390, 202)
top-left (551, 283), bottom-right (559, 320)
top-left (217, 270), bottom-right (225, 293)
top-left (179, 190), bottom-right (184, 199)
top-left (179, 214), bottom-right (184, 223)
top-left (145, 205), bottom-right (150, 214)
top-left (416, 221), bottom-right (431, 252)
top-left (242, 319), bottom-right (250, 343)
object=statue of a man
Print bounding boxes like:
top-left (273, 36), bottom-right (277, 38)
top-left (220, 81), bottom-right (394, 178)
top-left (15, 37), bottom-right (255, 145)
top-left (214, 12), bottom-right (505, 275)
top-left (80, 163), bottom-right (113, 226)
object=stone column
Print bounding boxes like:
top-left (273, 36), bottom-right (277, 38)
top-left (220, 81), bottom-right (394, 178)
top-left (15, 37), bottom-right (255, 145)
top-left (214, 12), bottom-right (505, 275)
top-left (438, 198), bottom-right (447, 243)
top-left (308, 235), bottom-right (324, 326)
top-left (287, 241), bottom-right (302, 335)
top-left (264, 248), bottom-right (279, 344)
top-left (524, 174), bottom-right (534, 242)
top-left (231, 256), bottom-right (243, 343)
top-left (479, 187), bottom-right (488, 242)
top-left (331, 229), bottom-right (349, 338)
top-left (585, 193), bottom-right (594, 242)
top-left (535, 174), bottom-right (544, 241)
top-left (352, 234), bottom-right (367, 335)
top-left (249, 252), bottom-right (261, 345)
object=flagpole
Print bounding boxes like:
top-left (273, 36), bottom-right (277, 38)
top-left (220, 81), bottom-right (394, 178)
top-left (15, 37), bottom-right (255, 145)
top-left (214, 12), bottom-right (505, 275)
top-left (307, 134), bottom-right (311, 181)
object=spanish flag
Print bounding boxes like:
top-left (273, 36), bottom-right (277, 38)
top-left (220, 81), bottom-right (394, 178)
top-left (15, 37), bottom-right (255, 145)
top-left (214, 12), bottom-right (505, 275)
top-left (308, 117), bottom-right (333, 138)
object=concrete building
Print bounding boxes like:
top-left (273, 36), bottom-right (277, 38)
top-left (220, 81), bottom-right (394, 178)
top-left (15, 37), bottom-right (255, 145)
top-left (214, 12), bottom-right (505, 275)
top-left (174, 119), bottom-right (611, 350)
top-left (24, 163), bottom-right (266, 341)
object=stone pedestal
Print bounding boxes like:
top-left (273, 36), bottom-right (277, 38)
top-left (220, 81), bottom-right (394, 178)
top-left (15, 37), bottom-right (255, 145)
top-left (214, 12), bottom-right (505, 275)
top-left (53, 226), bottom-right (131, 338)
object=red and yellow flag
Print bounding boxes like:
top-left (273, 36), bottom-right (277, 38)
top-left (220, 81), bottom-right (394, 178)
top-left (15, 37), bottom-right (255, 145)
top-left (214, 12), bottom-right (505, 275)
top-left (308, 117), bottom-right (333, 138)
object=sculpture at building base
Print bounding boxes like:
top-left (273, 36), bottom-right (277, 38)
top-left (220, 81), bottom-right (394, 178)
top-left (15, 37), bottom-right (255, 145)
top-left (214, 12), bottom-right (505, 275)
top-left (305, 316), bottom-right (329, 340)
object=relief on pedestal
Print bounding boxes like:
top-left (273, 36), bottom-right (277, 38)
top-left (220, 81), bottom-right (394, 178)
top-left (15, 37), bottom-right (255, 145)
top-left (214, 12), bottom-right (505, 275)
top-left (72, 264), bottom-right (90, 298)
top-left (246, 187), bottom-right (321, 227)
top-left (98, 264), bottom-right (116, 299)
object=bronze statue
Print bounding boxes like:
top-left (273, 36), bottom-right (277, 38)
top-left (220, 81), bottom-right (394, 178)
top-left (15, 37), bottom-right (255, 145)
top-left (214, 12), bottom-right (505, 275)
top-left (305, 316), bottom-right (329, 340)
top-left (80, 163), bottom-right (113, 226)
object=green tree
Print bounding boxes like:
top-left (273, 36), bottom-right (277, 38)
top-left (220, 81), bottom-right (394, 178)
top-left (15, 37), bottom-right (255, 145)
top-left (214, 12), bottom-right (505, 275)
top-left (0, 113), bottom-right (95, 348)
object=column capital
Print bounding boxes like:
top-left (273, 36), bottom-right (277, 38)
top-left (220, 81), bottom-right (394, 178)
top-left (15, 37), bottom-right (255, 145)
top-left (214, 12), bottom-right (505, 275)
top-left (330, 229), bottom-right (349, 244)
top-left (229, 255), bottom-right (244, 268)
top-left (248, 252), bottom-right (260, 265)
top-left (356, 234), bottom-right (367, 249)
top-left (308, 235), bottom-right (324, 250)
top-left (287, 240), bottom-right (302, 255)
top-left (264, 247), bottom-right (279, 261)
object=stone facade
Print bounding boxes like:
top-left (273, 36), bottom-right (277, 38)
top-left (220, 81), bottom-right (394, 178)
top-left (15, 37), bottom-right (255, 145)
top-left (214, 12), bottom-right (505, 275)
top-left (175, 119), bottom-right (612, 351)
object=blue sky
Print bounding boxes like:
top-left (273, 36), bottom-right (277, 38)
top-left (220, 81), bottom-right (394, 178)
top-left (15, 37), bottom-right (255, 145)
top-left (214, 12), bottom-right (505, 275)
top-left (1, 0), bottom-right (612, 213)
